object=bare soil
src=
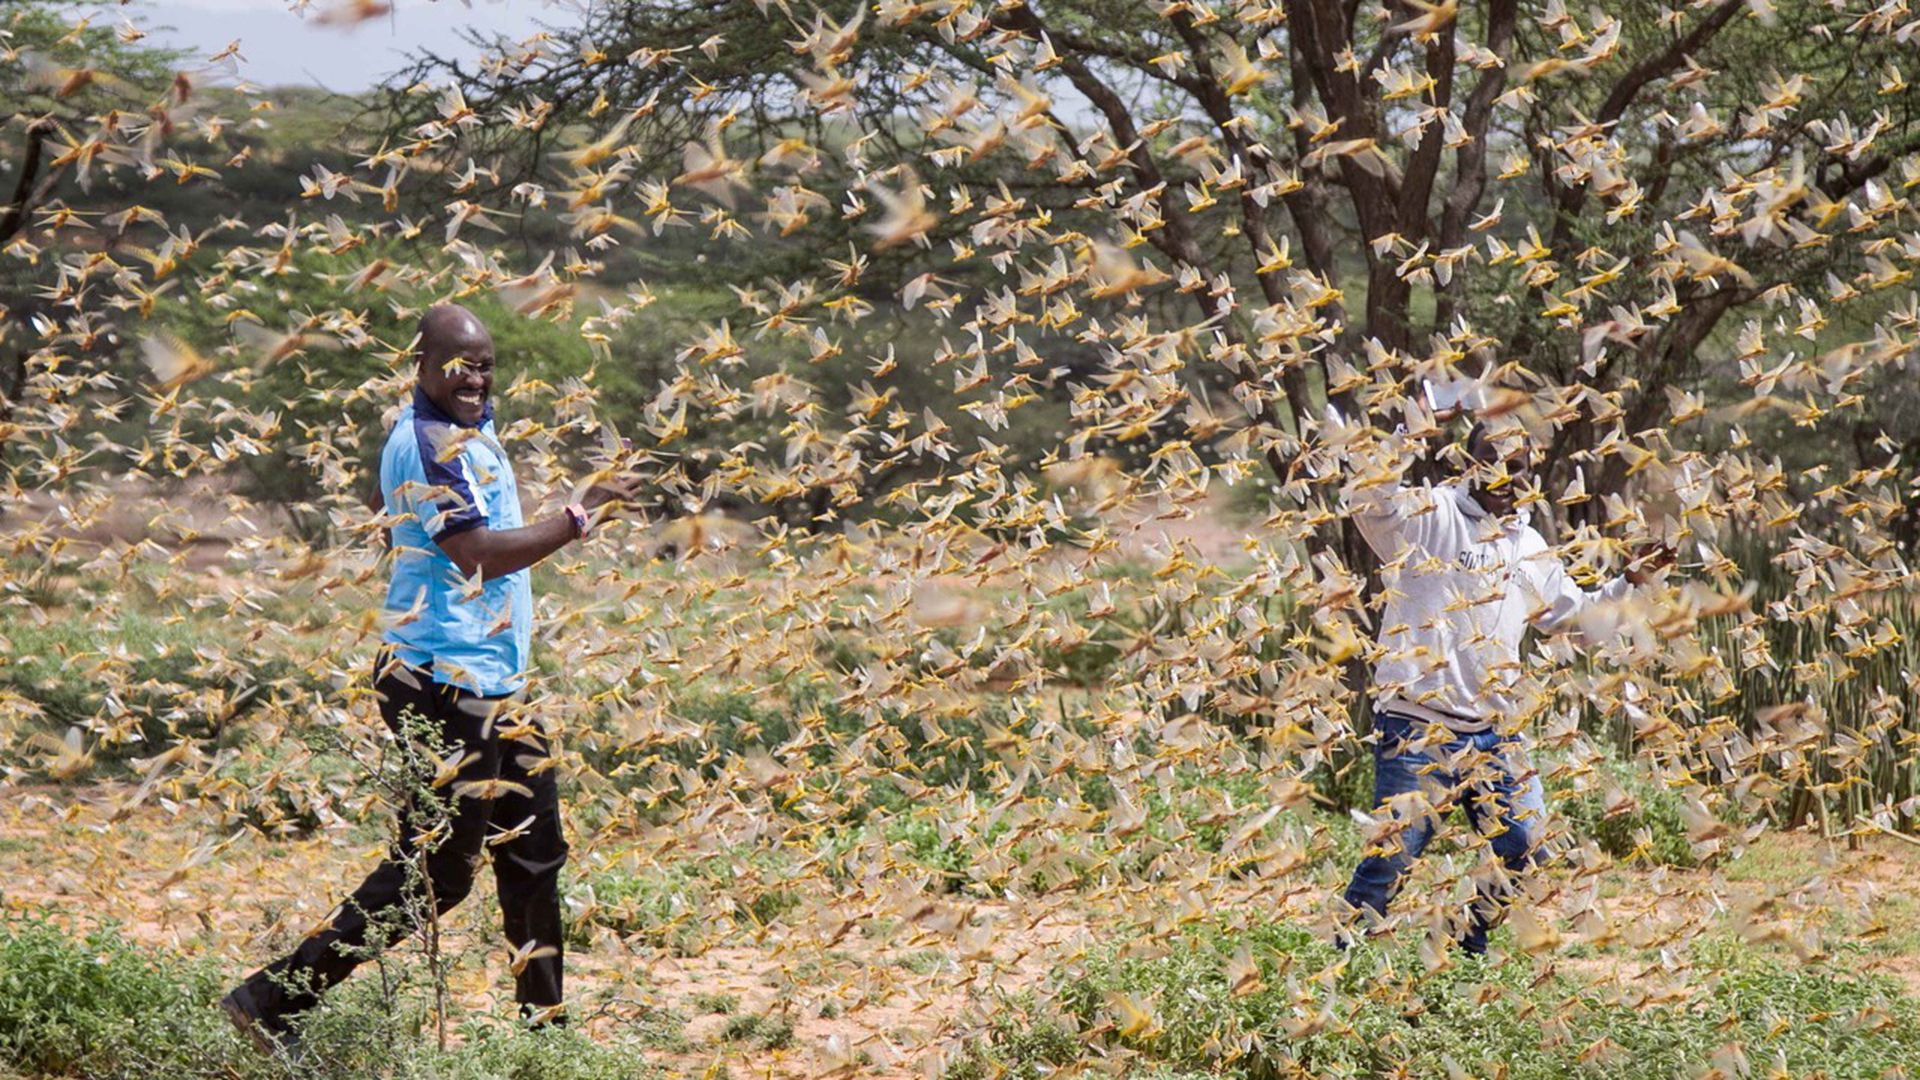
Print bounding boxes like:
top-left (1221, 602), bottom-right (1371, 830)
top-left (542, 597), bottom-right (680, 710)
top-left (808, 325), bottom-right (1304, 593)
top-left (5, 784), bottom-right (1919, 1077)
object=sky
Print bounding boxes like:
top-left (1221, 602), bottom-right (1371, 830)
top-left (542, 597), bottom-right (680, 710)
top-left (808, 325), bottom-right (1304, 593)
top-left (110, 0), bottom-right (578, 92)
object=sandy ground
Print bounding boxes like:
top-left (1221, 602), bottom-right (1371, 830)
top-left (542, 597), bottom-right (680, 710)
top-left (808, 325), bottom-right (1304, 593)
top-left (0, 783), bottom-right (1096, 1078)
top-left (5, 781), bottom-right (1920, 1078)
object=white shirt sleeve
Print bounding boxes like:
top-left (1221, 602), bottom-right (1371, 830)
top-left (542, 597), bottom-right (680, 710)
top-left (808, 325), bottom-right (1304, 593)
top-left (1345, 473), bottom-right (1467, 562)
top-left (1525, 536), bottom-right (1631, 633)
top-left (1323, 405), bottom-right (1455, 560)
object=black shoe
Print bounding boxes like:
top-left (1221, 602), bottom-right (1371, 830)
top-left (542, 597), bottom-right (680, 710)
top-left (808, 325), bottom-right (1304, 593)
top-left (220, 982), bottom-right (301, 1061)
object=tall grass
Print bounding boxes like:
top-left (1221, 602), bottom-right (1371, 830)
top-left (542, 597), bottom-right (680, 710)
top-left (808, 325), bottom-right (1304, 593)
top-left (1583, 529), bottom-right (1920, 833)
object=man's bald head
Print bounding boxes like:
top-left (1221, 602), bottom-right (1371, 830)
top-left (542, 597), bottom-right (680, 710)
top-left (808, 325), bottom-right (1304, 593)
top-left (415, 304), bottom-right (497, 427)
top-left (418, 304), bottom-right (490, 361)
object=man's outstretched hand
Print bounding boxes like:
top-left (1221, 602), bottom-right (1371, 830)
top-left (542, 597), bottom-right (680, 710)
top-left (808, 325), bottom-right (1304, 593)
top-left (579, 475), bottom-right (645, 520)
top-left (575, 434), bottom-right (648, 522)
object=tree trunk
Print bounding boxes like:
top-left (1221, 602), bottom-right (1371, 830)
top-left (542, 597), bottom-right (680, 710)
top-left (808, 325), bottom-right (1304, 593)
top-left (0, 120), bottom-right (52, 248)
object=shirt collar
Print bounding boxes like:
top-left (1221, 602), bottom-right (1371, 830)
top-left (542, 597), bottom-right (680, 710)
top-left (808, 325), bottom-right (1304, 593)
top-left (412, 385), bottom-right (492, 429)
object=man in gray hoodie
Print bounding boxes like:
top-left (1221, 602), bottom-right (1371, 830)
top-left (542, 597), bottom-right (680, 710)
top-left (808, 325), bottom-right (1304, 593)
top-left (1335, 420), bottom-right (1667, 955)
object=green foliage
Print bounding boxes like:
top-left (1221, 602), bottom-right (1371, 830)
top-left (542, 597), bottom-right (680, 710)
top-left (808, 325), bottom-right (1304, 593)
top-left (619, 1003), bottom-right (691, 1053)
top-left (574, 686), bottom-right (1014, 808)
top-left (567, 846), bottom-right (802, 953)
top-left (1028, 582), bottom-right (1147, 688)
top-left (717, 1011), bottom-right (794, 1050)
top-left (566, 858), bottom-right (706, 953)
top-left (204, 734), bottom-right (359, 837)
top-left (883, 813), bottom-right (972, 882)
top-left (0, 609), bottom-right (325, 774)
top-left (1549, 752), bottom-right (1700, 868)
top-left (0, 5), bottom-right (182, 117)
top-left (0, 914), bottom-right (224, 1077)
top-left (1308, 745), bottom-right (1376, 817)
top-left (954, 919), bottom-right (1920, 1080)
top-left (942, 999), bottom-right (1081, 1080)
top-left (1575, 529), bottom-right (1920, 825)
top-left (413, 1023), bottom-right (657, 1080)
top-left (0, 913), bottom-right (655, 1080)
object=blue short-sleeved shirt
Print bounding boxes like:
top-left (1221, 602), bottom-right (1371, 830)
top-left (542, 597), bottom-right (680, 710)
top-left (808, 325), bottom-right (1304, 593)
top-left (379, 387), bottom-right (533, 696)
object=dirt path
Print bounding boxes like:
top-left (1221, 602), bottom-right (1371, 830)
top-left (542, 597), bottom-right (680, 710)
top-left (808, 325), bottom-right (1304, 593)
top-left (0, 785), bottom-right (1099, 1078)
top-left (5, 785), bottom-right (1919, 1076)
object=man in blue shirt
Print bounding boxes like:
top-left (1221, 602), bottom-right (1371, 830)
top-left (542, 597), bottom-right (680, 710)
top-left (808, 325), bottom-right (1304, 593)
top-left (221, 304), bottom-right (630, 1054)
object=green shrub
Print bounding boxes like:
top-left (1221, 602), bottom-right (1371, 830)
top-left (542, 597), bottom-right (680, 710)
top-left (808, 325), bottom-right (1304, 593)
top-left (619, 1003), bottom-right (691, 1053)
top-left (195, 723), bottom-right (363, 837)
top-left (718, 1011), bottom-right (794, 1050)
top-left (567, 847), bottom-right (801, 952)
top-left (407, 1022), bottom-right (654, 1080)
top-left (1549, 752), bottom-right (1700, 867)
top-left (0, 913), bottom-right (656, 1079)
top-left (942, 998), bottom-right (1080, 1080)
top-left (575, 687), bottom-right (1013, 814)
top-left (0, 612), bottom-right (328, 777)
top-left (1307, 745), bottom-right (1376, 816)
top-left (0, 914), bottom-right (229, 1077)
top-left (958, 918), bottom-right (1920, 1080)
top-left (566, 859), bottom-right (708, 953)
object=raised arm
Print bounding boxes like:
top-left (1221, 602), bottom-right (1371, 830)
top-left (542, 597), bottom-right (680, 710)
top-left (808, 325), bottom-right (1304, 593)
top-left (1527, 552), bottom-right (1631, 635)
top-left (435, 482), bottom-right (635, 581)
top-left (1323, 403), bottom-right (1457, 560)
top-left (1525, 539), bottom-right (1671, 634)
top-left (1337, 450), bottom-right (1454, 561)
top-left (388, 429), bottom-right (636, 581)
top-left (436, 514), bottom-right (579, 581)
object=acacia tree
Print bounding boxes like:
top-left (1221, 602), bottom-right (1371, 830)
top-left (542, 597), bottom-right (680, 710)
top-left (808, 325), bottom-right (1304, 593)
top-left (387, 0), bottom-right (1920, 531)
top-left (1, 5), bottom-right (183, 434)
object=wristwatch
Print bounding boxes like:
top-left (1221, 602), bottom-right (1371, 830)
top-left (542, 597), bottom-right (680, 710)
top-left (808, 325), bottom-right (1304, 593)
top-left (564, 503), bottom-right (590, 539)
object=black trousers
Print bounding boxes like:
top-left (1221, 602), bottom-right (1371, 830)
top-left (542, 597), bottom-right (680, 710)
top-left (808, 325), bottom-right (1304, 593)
top-left (242, 655), bottom-right (569, 1020)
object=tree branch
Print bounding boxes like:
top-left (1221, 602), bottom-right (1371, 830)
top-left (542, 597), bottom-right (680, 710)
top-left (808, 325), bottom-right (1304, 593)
top-left (1396, 29), bottom-right (1456, 238)
top-left (1163, 11), bottom-right (1317, 427)
top-left (1597, 0), bottom-right (1745, 127)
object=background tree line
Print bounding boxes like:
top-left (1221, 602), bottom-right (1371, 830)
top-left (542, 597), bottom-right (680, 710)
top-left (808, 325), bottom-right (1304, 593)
top-left (5, 0), bottom-right (1918, 551)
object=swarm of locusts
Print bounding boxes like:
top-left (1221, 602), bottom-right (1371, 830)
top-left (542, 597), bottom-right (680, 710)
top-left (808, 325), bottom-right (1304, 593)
top-left (4, 0), bottom-right (1920, 1075)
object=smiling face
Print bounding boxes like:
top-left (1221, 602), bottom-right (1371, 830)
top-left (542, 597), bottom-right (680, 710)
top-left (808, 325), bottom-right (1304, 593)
top-left (415, 306), bottom-right (496, 427)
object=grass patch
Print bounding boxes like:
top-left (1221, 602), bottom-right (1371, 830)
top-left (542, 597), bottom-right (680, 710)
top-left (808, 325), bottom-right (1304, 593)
top-left (895, 949), bottom-right (950, 975)
top-left (566, 848), bottom-right (802, 954)
top-left (622, 1004), bottom-right (691, 1053)
top-left (1724, 832), bottom-right (1816, 884)
top-left (718, 1011), bottom-right (794, 1050)
top-left (948, 918), bottom-right (1920, 1080)
top-left (0, 611), bottom-right (330, 779)
top-left (0, 912), bottom-right (656, 1079)
top-left (1549, 751), bottom-right (1701, 868)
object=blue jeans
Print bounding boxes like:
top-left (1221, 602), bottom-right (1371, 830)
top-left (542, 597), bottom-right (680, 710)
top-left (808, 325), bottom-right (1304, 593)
top-left (1341, 710), bottom-right (1547, 954)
